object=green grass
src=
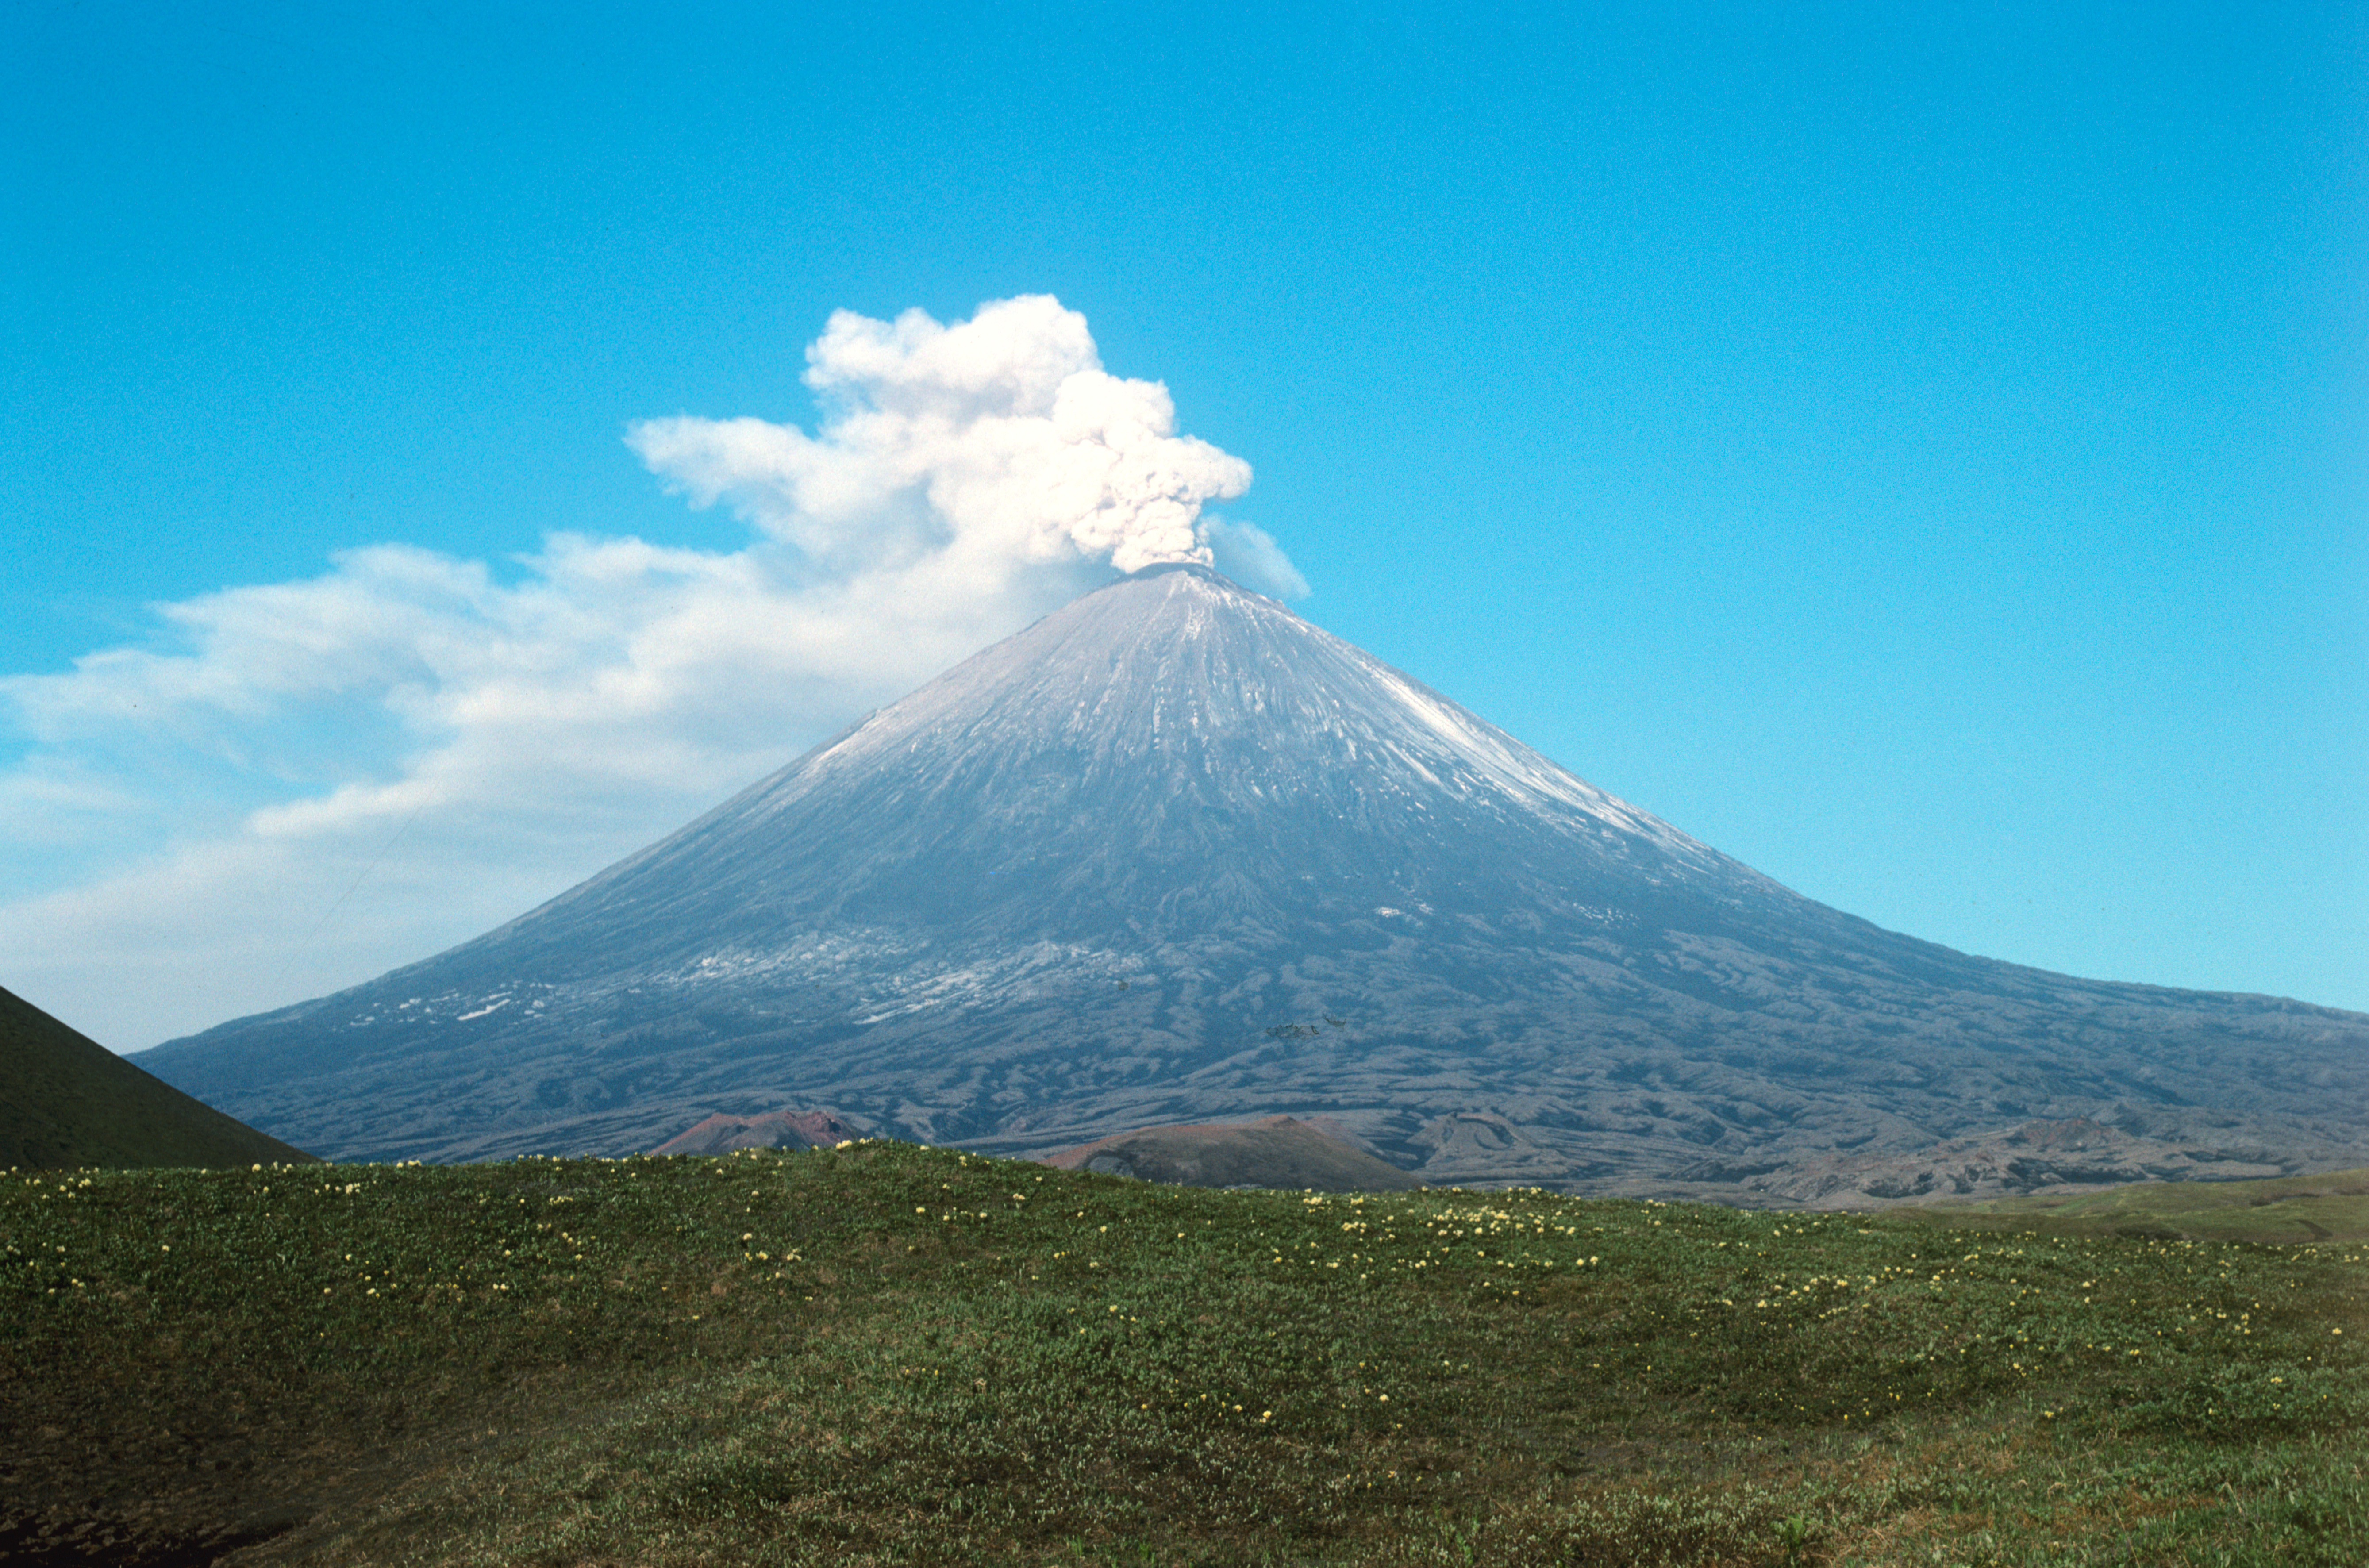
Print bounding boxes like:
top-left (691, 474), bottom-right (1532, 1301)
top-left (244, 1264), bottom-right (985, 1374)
top-left (6, 1145), bottom-right (2369, 1565)
top-left (1892, 1167), bottom-right (2369, 1247)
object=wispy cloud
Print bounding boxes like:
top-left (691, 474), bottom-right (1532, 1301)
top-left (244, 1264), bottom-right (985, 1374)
top-left (0, 296), bottom-right (1300, 1050)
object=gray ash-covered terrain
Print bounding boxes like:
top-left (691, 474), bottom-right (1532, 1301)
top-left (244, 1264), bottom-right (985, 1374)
top-left (141, 565), bottom-right (2369, 1193)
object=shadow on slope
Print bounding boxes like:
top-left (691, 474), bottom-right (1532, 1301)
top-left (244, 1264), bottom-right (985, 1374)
top-left (0, 984), bottom-right (314, 1170)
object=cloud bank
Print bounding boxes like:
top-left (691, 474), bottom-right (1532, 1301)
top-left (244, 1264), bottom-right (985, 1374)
top-left (0, 296), bottom-right (1300, 1050)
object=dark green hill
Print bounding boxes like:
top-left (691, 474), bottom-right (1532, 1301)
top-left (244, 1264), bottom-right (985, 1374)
top-left (0, 984), bottom-right (315, 1169)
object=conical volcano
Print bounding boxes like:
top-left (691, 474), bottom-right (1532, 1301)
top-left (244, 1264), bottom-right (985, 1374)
top-left (143, 566), bottom-right (2369, 1189)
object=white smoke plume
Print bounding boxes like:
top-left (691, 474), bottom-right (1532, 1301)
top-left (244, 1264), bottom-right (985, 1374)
top-left (0, 296), bottom-right (1300, 1049)
top-left (627, 294), bottom-right (1251, 580)
top-left (1200, 517), bottom-right (1311, 600)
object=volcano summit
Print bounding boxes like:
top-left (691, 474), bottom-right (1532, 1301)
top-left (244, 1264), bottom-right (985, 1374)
top-left (144, 566), bottom-right (2369, 1190)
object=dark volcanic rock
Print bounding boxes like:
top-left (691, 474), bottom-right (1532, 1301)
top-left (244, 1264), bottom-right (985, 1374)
top-left (137, 565), bottom-right (2369, 1190)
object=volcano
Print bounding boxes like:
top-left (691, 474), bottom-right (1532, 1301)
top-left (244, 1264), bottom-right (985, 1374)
top-left (141, 565), bottom-right (2369, 1190)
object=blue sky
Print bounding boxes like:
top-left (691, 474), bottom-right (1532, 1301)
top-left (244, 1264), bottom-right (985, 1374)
top-left (3, 0), bottom-right (2362, 1049)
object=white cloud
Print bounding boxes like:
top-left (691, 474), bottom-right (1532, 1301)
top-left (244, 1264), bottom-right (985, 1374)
top-left (0, 296), bottom-right (1301, 1050)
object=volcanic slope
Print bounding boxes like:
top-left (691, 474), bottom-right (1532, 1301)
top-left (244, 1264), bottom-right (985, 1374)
top-left (142, 565), bottom-right (2369, 1186)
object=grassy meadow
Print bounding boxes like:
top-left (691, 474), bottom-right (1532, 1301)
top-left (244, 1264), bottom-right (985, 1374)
top-left (6, 1143), bottom-right (2369, 1566)
top-left (1892, 1169), bottom-right (2369, 1249)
